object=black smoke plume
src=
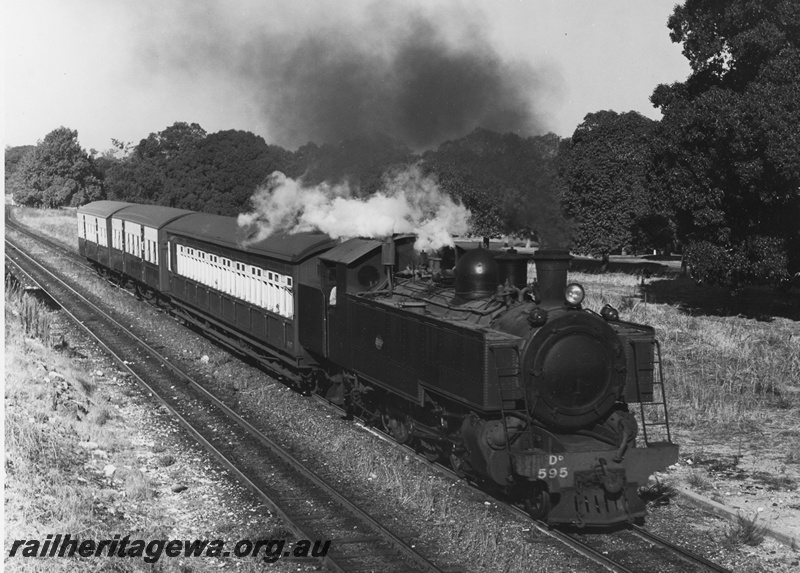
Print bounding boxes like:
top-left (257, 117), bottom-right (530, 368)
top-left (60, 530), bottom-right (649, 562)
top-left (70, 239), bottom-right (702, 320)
top-left (136, 1), bottom-right (551, 150)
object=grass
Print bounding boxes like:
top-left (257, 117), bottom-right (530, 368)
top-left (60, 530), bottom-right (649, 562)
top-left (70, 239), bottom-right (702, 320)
top-left (4, 273), bottom-right (296, 572)
top-left (5, 278), bottom-right (55, 346)
top-left (11, 207), bottom-right (79, 252)
top-left (3, 278), bottom-right (161, 571)
top-left (5, 286), bottom-right (110, 568)
top-left (87, 405), bottom-right (114, 426)
top-left (570, 270), bottom-right (800, 428)
top-left (722, 513), bottom-right (767, 548)
top-left (119, 468), bottom-right (155, 501)
top-left (786, 443), bottom-right (800, 464)
top-left (685, 469), bottom-right (712, 491)
top-left (156, 454), bottom-right (176, 467)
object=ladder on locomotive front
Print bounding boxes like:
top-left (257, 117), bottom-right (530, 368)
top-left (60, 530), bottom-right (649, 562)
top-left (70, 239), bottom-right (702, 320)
top-left (633, 340), bottom-right (673, 445)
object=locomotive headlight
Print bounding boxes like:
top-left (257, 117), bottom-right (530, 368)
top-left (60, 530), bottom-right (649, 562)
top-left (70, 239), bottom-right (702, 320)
top-left (564, 283), bottom-right (585, 307)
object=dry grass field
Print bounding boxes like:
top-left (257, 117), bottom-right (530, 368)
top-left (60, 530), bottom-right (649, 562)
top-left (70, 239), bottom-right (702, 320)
top-left (573, 269), bottom-right (800, 430)
top-left (12, 207), bottom-right (80, 253)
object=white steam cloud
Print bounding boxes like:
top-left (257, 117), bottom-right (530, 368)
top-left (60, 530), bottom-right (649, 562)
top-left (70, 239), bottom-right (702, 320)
top-left (238, 166), bottom-right (471, 252)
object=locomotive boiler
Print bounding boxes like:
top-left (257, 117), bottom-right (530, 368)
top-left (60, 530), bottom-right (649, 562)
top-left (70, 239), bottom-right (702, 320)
top-left (77, 201), bottom-right (679, 527)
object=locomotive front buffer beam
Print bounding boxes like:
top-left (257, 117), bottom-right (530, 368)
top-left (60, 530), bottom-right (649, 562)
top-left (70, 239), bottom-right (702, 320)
top-left (511, 443), bottom-right (680, 526)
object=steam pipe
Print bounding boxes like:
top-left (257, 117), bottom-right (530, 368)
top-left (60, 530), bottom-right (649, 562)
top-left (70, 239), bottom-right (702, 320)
top-left (382, 237), bottom-right (396, 296)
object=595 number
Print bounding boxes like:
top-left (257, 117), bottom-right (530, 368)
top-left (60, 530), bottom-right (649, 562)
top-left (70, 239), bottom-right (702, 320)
top-left (538, 467), bottom-right (568, 479)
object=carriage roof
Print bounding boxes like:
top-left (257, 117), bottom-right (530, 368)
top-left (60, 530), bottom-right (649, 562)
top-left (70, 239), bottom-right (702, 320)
top-left (165, 213), bottom-right (337, 263)
top-left (77, 201), bottom-right (135, 218)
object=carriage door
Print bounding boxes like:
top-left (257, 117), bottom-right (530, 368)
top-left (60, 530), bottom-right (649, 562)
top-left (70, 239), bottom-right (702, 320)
top-left (298, 261), bottom-right (334, 357)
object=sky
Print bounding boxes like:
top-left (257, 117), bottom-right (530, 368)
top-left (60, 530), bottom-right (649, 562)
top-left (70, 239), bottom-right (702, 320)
top-left (4, 0), bottom-right (691, 153)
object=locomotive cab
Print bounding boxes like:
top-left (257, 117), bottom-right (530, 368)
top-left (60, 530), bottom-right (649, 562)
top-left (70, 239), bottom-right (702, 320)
top-left (314, 237), bottom-right (399, 361)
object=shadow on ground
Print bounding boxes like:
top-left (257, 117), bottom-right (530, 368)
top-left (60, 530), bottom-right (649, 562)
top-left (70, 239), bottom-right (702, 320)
top-left (569, 255), bottom-right (799, 322)
top-left (641, 277), bottom-right (800, 322)
top-left (570, 257), bottom-right (676, 278)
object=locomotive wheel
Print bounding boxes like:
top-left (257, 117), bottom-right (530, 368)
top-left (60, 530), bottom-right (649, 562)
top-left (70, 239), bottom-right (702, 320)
top-left (449, 453), bottom-right (467, 478)
top-left (418, 439), bottom-right (443, 463)
top-left (523, 483), bottom-right (551, 521)
top-left (298, 372), bottom-right (317, 396)
top-left (382, 414), bottom-right (411, 444)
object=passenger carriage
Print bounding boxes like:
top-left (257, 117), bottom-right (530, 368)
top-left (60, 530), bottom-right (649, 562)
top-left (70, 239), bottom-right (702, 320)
top-left (162, 213), bottom-right (337, 368)
top-left (77, 201), bottom-right (133, 267)
top-left (110, 205), bottom-right (195, 291)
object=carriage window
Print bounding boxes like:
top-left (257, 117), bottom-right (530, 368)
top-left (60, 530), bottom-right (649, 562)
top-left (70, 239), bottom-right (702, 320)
top-left (261, 275), bottom-right (269, 308)
top-left (249, 267), bottom-right (258, 304)
top-left (285, 276), bottom-right (294, 319)
top-left (223, 259), bottom-right (232, 293)
top-left (210, 255), bottom-right (219, 289)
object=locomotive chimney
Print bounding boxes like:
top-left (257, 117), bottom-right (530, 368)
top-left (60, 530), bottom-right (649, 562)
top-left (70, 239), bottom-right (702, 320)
top-left (533, 249), bottom-right (573, 306)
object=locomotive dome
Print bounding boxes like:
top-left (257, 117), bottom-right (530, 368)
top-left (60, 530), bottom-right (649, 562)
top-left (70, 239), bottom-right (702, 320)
top-left (455, 248), bottom-right (499, 300)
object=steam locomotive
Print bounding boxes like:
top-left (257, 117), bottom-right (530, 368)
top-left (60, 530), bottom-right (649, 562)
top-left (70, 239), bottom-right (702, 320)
top-left (78, 200), bottom-right (679, 526)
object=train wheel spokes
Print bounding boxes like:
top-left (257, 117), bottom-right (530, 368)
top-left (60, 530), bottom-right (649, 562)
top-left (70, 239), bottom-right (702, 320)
top-left (523, 482), bottom-right (551, 521)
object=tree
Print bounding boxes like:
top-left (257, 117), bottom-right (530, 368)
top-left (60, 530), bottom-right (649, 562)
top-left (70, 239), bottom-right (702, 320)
top-left (161, 130), bottom-right (292, 214)
top-left (422, 128), bottom-right (568, 245)
top-left (559, 111), bottom-right (660, 265)
top-left (136, 122), bottom-right (207, 162)
top-left (7, 127), bottom-right (104, 207)
top-left (285, 134), bottom-right (416, 195)
top-left (652, 0), bottom-right (800, 287)
top-left (104, 122), bottom-right (208, 204)
top-left (5, 145), bottom-right (36, 185)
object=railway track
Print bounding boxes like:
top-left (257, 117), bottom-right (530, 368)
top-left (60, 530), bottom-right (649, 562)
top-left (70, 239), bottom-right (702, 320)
top-left (5, 234), bottom-right (451, 573)
top-left (541, 519), bottom-right (733, 573)
top-left (6, 214), bottom-right (733, 573)
top-left (628, 525), bottom-right (732, 572)
top-left (352, 416), bottom-right (733, 573)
